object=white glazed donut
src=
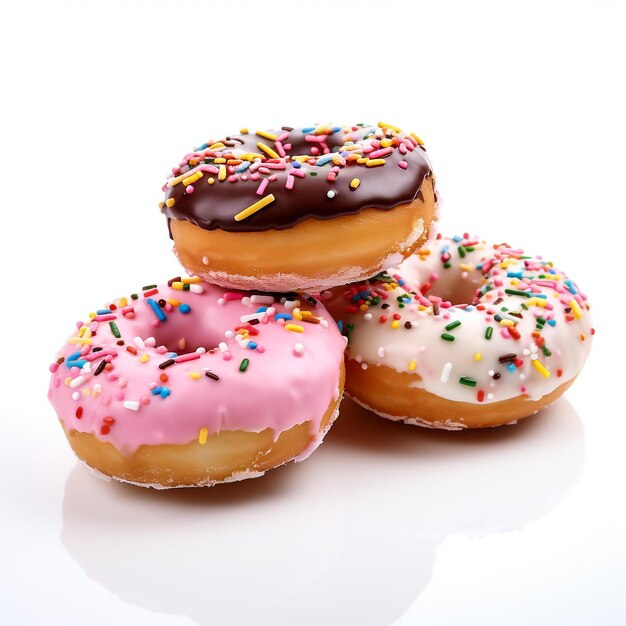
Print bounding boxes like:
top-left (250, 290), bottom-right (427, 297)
top-left (326, 234), bottom-right (593, 429)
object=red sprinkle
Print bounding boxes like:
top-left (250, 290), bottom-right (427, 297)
top-left (477, 390), bottom-right (485, 402)
top-left (75, 407), bottom-right (83, 419)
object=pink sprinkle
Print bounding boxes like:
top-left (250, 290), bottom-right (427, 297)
top-left (520, 386), bottom-right (527, 393)
top-left (53, 377), bottom-right (61, 388)
top-left (90, 321), bottom-right (98, 332)
top-left (305, 134), bottom-right (327, 143)
top-left (284, 143), bottom-right (291, 150)
top-left (250, 172), bottom-right (260, 181)
top-left (241, 175), bottom-right (248, 181)
top-left (156, 346), bottom-right (168, 355)
top-left (122, 306), bottom-right (135, 317)
top-left (75, 321), bottom-right (83, 329)
top-left (398, 160), bottom-right (408, 170)
top-left (224, 292), bottom-right (244, 301)
top-left (369, 148), bottom-right (393, 159)
top-left (501, 328), bottom-right (511, 339)
top-left (93, 314), bottom-right (117, 322)
top-left (268, 174), bottom-right (277, 182)
top-left (399, 142), bottom-right (407, 154)
top-left (144, 337), bottom-right (156, 347)
top-left (186, 185), bottom-right (195, 193)
top-left (174, 352), bottom-right (201, 363)
top-left (228, 175), bottom-right (238, 183)
top-left (291, 169), bottom-right (305, 178)
top-left (311, 146), bottom-right (319, 155)
top-left (149, 382), bottom-right (157, 390)
top-left (256, 178), bottom-right (269, 195)
top-left (275, 141), bottom-right (286, 157)
top-left (276, 132), bottom-right (289, 142)
top-left (115, 392), bottom-right (125, 401)
top-left (49, 363), bottom-right (59, 373)
top-left (222, 353), bottom-right (232, 361)
top-left (256, 345), bottom-right (265, 353)
top-left (151, 320), bottom-right (160, 328)
top-left (494, 278), bottom-right (503, 287)
top-left (106, 373), bottom-right (118, 382)
top-left (285, 174), bottom-right (295, 190)
top-left (140, 395), bottom-right (150, 406)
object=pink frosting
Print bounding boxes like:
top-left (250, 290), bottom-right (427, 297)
top-left (48, 279), bottom-right (345, 455)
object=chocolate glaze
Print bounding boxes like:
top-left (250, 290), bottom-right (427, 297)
top-left (160, 124), bottom-right (432, 233)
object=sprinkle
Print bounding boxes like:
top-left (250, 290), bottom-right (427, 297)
top-left (239, 358), bottom-right (249, 372)
top-left (179, 303), bottom-right (191, 314)
top-left (293, 343), bottom-right (305, 356)
top-left (109, 321), bottom-right (121, 338)
top-left (533, 360), bottom-right (551, 377)
top-left (440, 362), bottom-right (452, 383)
top-left (256, 142), bottom-right (280, 159)
top-left (445, 320), bottom-right (461, 331)
top-left (234, 194), bottom-right (276, 222)
top-left (198, 428), bottom-right (209, 445)
top-left (175, 352), bottom-right (201, 363)
top-left (474, 353), bottom-right (482, 361)
top-left (205, 370), bottom-right (220, 381)
top-left (159, 359), bottom-right (175, 369)
top-left (165, 198), bottom-right (175, 208)
top-left (365, 158), bottom-right (386, 167)
top-left (147, 298), bottom-right (167, 321)
top-left (284, 323), bottom-right (304, 333)
top-left (327, 190), bottom-right (336, 199)
top-left (505, 289), bottom-right (531, 298)
top-left (350, 178), bottom-right (360, 190)
top-left (408, 359), bottom-right (417, 371)
top-left (94, 360), bottom-right (107, 376)
top-left (256, 129), bottom-right (277, 141)
top-left (123, 401), bottom-right (140, 411)
top-left (485, 326), bottom-right (493, 340)
top-left (139, 354), bottom-right (149, 363)
top-left (459, 376), bottom-right (477, 387)
top-left (570, 299), bottom-right (583, 319)
top-left (441, 333), bottom-right (455, 342)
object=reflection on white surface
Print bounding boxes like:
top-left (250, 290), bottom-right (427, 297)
top-left (61, 398), bottom-right (584, 626)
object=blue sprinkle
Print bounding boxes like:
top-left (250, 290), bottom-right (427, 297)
top-left (166, 352), bottom-right (177, 358)
top-left (535, 294), bottom-right (547, 299)
top-left (292, 161), bottom-right (301, 169)
top-left (441, 245), bottom-right (450, 254)
top-left (147, 298), bottom-right (166, 322)
top-left (160, 388), bottom-right (171, 398)
top-left (236, 161), bottom-right (251, 173)
top-left (256, 306), bottom-right (268, 313)
top-left (96, 309), bottom-right (112, 315)
top-left (464, 306), bottom-right (474, 312)
top-left (337, 320), bottom-right (343, 333)
top-left (196, 142), bottom-right (208, 150)
top-left (67, 360), bottom-right (87, 369)
top-left (302, 127), bottom-right (315, 133)
top-left (397, 278), bottom-right (406, 286)
top-left (151, 386), bottom-right (163, 395)
top-left (68, 351), bottom-right (81, 362)
top-left (565, 279), bottom-right (578, 295)
top-left (275, 313), bottom-right (293, 321)
top-left (331, 126), bottom-right (341, 133)
top-left (507, 272), bottom-right (524, 278)
top-left (507, 363), bottom-right (516, 372)
top-left (452, 235), bottom-right (463, 242)
top-left (315, 154), bottom-right (333, 166)
top-left (340, 151), bottom-right (349, 157)
top-left (548, 319), bottom-right (557, 326)
top-left (179, 304), bottom-right (191, 314)
top-left (248, 342), bottom-right (258, 350)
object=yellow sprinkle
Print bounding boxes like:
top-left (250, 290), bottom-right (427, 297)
top-left (86, 314), bottom-right (95, 321)
top-left (292, 309), bottom-right (303, 321)
top-left (208, 177), bottom-right (215, 185)
top-left (182, 276), bottom-right (202, 284)
top-left (380, 138), bottom-right (393, 148)
top-left (167, 172), bottom-right (189, 187)
top-left (391, 320), bottom-right (400, 329)
top-left (139, 354), bottom-right (149, 363)
top-left (166, 298), bottom-right (181, 306)
top-left (284, 323), bottom-right (304, 333)
top-left (119, 297), bottom-right (128, 307)
top-left (570, 299), bottom-right (583, 319)
top-left (510, 278), bottom-right (519, 285)
top-left (67, 337), bottom-right (92, 345)
top-left (409, 359), bottom-right (416, 371)
top-left (182, 171), bottom-right (203, 186)
top-left (580, 333), bottom-right (586, 341)
top-left (533, 360), bottom-right (551, 377)
top-left (359, 304), bottom-right (369, 312)
top-left (82, 388), bottom-right (90, 396)
top-left (300, 310), bottom-right (313, 317)
top-left (256, 130), bottom-right (277, 141)
top-left (378, 121), bottom-right (402, 132)
top-left (350, 178), bottom-right (361, 189)
top-left (239, 128), bottom-right (249, 134)
top-left (460, 264), bottom-right (473, 272)
top-left (208, 142), bottom-right (225, 150)
top-left (499, 319), bottom-right (514, 327)
top-left (256, 142), bottom-right (280, 159)
top-left (526, 297), bottom-right (547, 308)
top-left (189, 372), bottom-right (201, 380)
top-left (64, 377), bottom-right (72, 386)
top-left (474, 353), bottom-right (482, 361)
top-left (158, 201), bottom-right (165, 209)
top-left (165, 198), bottom-right (176, 208)
top-left (198, 427), bottom-right (208, 445)
top-left (357, 157), bottom-right (369, 164)
top-left (366, 159), bottom-right (386, 167)
top-left (234, 193), bottom-right (276, 222)
top-left (218, 165), bottom-right (226, 181)
top-left (410, 132), bottom-right (424, 145)
top-left (214, 157), bottom-right (226, 164)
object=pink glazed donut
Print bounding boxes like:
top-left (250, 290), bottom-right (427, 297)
top-left (47, 277), bottom-right (345, 488)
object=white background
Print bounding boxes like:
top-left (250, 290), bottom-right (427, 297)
top-left (1, 1), bottom-right (625, 624)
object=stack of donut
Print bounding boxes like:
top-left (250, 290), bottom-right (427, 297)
top-left (48, 122), bottom-right (593, 488)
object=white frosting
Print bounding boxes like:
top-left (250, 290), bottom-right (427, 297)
top-left (336, 236), bottom-right (593, 405)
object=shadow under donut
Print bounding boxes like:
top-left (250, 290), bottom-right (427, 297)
top-left (60, 397), bottom-right (584, 625)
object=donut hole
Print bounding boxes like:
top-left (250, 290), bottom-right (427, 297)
top-left (425, 268), bottom-right (483, 305)
top-left (147, 319), bottom-right (222, 354)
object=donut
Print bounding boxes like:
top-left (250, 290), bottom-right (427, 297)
top-left (159, 122), bottom-right (438, 292)
top-left (326, 235), bottom-right (593, 429)
top-left (47, 278), bottom-right (346, 487)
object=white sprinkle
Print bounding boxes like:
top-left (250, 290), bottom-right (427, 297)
top-left (361, 363), bottom-right (368, 370)
top-left (218, 298), bottom-right (225, 305)
top-left (241, 297), bottom-right (251, 306)
top-left (377, 347), bottom-right (385, 358)
top-left (72, 392), bottom-right (80, 400)
top-left (355, 355), bottom-right (362, 363)
top-left (202, 256), bottom-right (209, 265)
top-left (284, 299), bottom-right (300, 310)
top-left (293, 342), bottom-right (305, 356)
top-left (218, 342), bottom-right (229, 352)
top-left (123, 400), bottom-right (140, 411)
top-left (487, 393), bottom-right (495, 400)
top-left (224, 330), bottom-right (235, 339)
top-left (364, 313), bottom-right (372, 321)
top-left (93, 384), bottom-right (102, 395)
top-left (134, 336), bottom-right (145, 349)
top-left (70, 376), bottom-right (85, 388)
top-left (488, 370), bottom-right (495, 377)
top-left (265, 306), bottom-right (276, 317)
top-left (195, 347), bottom-right (206, 354)
top-left (320, 319), bottom-right (329, 329)
top-left (251, 295), bottom-right (274, 305)
top-left (189, 284), bottom-right (204, 294)
top-left (440, 362), bottom-right (452, 383)
top-left (327, 190), bottom-right (336, 199)
top-left (144, 336), bottom-right (156, 347)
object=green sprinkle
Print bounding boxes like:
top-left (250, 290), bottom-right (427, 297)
top-left (239, 358), bottom-right (249, 372)
top-left (441, 333), bottom-right (455, 342)
top-left (541, 345), bottom-right (552, 357)
top-left (445, 320), bottom-right (461, 331)
top-left (109, 321), bottom-right (121, 338)
top-left (466, 246), bottom-right (475, 252)
top-left (485, 326), bottom-right (493, 340)
top-left (142, 284), bottom-right (157, 291)
top-left (458, 245), bottom-right (467, 258)
top-left (309, 171), bottom-right (318, 176)
top-left (459, 376), bottom-right (477, 387)
top-left (444, 262), bottom-right (451, 269)
top-left (505, 289), bottom-right (531, 298)
top-left (521, 303), bottom-right (529, 310)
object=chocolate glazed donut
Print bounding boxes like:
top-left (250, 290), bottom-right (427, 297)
top-left (160, 123), bottom-right (438, 292)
